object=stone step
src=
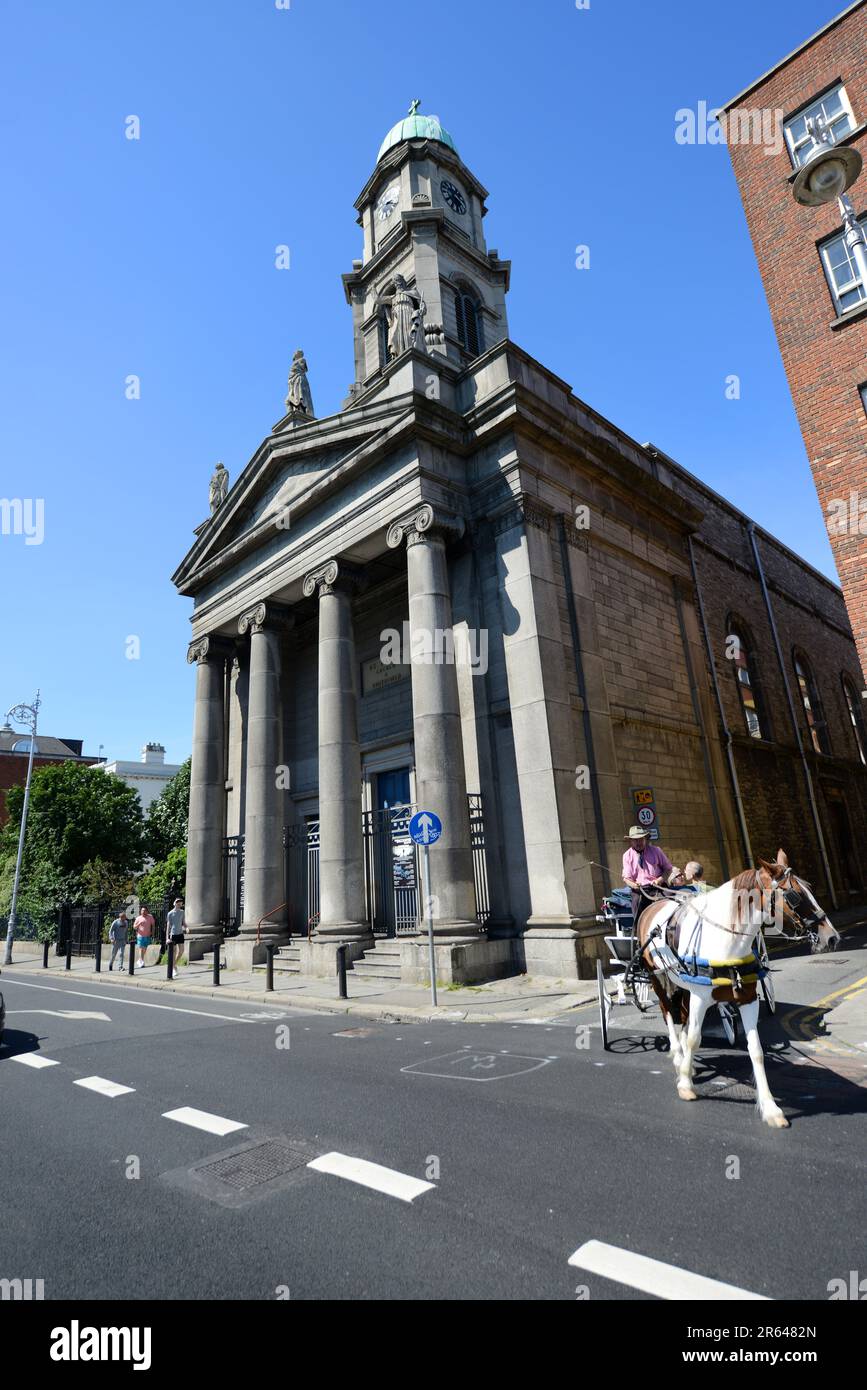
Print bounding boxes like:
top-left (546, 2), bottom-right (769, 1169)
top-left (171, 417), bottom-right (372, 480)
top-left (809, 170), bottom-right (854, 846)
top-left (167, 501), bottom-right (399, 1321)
top-left (351, 960), bottom-right (402, 981)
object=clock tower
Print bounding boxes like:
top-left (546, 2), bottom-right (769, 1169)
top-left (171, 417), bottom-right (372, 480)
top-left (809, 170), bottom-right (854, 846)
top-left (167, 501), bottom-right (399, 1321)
top-left (342, 102), bottom-right (511, 402)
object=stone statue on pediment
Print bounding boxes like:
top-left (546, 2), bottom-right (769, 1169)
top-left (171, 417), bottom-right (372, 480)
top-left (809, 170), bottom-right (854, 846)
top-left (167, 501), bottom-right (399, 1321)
top-left (385, 275), bottom-right (427, 359)
top-left (286, 349), bottom-right (315, 419)
top-left (209, 461), bottom-right (229, 514)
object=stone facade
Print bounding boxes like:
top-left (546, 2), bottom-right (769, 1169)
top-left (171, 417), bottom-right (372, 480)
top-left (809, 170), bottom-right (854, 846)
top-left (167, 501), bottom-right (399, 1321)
top-left (173, 111), bottom-right (867, 983)
top-left (720, 0), bottom-right (867, 686)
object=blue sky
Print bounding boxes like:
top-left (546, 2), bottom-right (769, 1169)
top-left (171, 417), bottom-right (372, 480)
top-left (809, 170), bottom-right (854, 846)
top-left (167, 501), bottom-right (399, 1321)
top-left (0, 0), bottom-right (848, 764)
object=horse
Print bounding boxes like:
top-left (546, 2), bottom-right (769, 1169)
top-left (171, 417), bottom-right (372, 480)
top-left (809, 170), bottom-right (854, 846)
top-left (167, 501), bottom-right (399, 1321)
top-left (637, 850), bottom-right (839, 1128)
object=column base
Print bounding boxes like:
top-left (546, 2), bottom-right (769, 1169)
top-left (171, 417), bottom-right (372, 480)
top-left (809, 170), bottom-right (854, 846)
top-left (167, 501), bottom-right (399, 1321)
top-left (518, 923), bottom-right (607, 980)
top-left (425, 920), bottom-right (484, 943)
top-left (399, 937), bottom-right (516, 986)
top-left (297, 935), bottom-right (372, 978)
top-left (184, 928), bottom-right (222, 962)
top-left (314, 921), bottom-right (371, 941)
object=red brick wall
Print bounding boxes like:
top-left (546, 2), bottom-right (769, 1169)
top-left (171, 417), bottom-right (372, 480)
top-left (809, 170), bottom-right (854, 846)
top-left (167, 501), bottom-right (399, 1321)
top-left (725, 1), bottom-right (867, 687)
top-left (0, 756), bottom-right (100, 827)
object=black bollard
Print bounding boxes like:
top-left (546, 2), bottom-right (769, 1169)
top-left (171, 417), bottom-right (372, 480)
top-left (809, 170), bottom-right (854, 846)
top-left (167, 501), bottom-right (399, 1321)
top-left (337, 944), bottom-right (348, 1000)
top-left (42, 939), bottom-right (50, 970)
top-left (128, 931), bottom-right (135, 977)
top-left (212, 940), bottom-right (221, 987)
top-left (95, 936), bottom-right (102, 973)
top-left (166, 939), bottom-right (174, 981)
top-left (265, 943), bottom-right (275, 993)
top-left (65, 933), bottom-right (73, 972)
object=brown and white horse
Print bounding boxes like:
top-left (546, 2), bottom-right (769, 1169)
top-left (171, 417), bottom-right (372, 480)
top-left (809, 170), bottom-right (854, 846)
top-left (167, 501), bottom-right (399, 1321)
top-left (638, 851), bottom-right (839, 1128)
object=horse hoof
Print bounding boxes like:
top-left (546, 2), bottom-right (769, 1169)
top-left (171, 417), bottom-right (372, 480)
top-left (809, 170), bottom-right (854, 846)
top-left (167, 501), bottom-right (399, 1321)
top-left (764, 1111), bottom-right (789, 1129)
top-left (678, 1087), bottom-right (697, 1102)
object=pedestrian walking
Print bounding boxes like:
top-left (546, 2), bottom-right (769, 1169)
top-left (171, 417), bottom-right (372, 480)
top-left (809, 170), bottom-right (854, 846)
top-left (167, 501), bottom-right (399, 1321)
top-left (108, 910), bottom-right (128, 971)
top-left (134, 905), bottom-right (156, 966)
top-left (166, 898), bottom-right (185, 973)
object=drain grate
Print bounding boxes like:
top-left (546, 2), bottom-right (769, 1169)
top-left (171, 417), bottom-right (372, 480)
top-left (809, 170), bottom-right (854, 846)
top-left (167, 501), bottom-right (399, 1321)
top-left (196, 1139), bottom-right (311, 1191)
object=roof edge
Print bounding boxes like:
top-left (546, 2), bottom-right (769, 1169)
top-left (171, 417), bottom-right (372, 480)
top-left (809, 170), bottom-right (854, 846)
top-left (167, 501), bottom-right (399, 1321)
top-left (720, 0), bottom-right (865, 113)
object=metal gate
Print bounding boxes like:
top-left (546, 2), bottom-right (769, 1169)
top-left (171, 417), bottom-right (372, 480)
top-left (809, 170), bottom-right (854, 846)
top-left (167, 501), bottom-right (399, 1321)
top-left (276, 794), bottom-right (490, 939)
top-left (221, 835), bottom-right (244, 937)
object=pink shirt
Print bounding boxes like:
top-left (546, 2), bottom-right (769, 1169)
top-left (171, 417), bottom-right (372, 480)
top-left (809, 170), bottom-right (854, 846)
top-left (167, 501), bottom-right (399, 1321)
top-left (134, 913), bottom-right (154, 937)
top-left (622, 844), bottom-right (673, 886)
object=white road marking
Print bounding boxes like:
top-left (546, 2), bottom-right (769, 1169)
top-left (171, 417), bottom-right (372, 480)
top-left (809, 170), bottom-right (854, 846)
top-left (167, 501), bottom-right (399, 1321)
top-left (307, 1152), bottom-right (434, 1203)
top-left (7, 1009), bottom-right (111, 1022)
top-left (3, 979), bottom-right (260, 1024)
top-left (74, 1076), bottom-right (135, 1098)
top-left (162, 1106), bottom-right (248, 1136)
top-left (9, 1054), bottom-right (60, 1069)
top-left (568, 1240), bottom-right (770, 1301)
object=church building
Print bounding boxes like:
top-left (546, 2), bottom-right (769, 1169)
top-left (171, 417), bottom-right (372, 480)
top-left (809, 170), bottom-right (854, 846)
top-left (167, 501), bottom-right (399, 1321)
top-left (173, 106), bottom-right (867, 984)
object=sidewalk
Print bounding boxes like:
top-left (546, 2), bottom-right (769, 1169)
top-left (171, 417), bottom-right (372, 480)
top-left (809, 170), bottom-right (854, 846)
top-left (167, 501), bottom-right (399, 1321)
top-left (0, 948), bottom-right (597, 1025)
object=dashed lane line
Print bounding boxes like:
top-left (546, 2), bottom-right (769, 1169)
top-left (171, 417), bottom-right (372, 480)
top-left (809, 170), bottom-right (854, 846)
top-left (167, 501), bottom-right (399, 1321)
top-left (307, 1152), bottom-right (435, 1203)
top-left (74, 1076), bottom-right (135, 1098)
top-left (162, 1106), bottom-right (248, 1137)
top-left (568, 1240), bottom-right (770, 1301)
top-left (9, 1054), bottom-right (60, 1069)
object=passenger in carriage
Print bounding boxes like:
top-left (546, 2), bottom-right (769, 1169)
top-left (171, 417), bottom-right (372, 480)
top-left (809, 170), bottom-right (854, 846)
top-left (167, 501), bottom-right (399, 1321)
top-left (684, 861), bottom-right (714, 893)
top-left (621, 826), bottom-right (679, 928)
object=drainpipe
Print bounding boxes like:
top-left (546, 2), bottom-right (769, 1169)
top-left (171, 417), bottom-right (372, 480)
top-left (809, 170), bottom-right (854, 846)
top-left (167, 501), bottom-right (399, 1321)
top-left (673, 575), bottom-right (730, 882)
top-left (748, 523), bottom-right (837, 908)
top-left (687, 536), bottom-right (753, 867)
top-left (556, 514), bottom-right (608, 876)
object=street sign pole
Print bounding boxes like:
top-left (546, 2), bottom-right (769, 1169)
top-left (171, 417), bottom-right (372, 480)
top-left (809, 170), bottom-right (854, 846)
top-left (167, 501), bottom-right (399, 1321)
top-left (422, 840), bottom-right (437, 1008)
top-left (409, 810), bottom-right (443, 1010)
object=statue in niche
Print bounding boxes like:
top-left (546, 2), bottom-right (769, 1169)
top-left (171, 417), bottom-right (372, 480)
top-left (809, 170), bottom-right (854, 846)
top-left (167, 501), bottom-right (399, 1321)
top-left (209, 461), bottom-right (229, 514)
top-left (285, 349), bottom-right (315, 418)
top-left (384, 275), bottom-right (427, 359)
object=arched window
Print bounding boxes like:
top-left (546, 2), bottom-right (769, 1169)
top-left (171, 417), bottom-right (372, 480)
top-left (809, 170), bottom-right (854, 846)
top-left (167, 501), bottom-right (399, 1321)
top-left (793, 651), bottom-right (830, 754)
top-left (11, 737), bottom-right (33, 754)
top-left (841, 674), bottom-right (866, 765)
top-left (378, 307), bottom-right (390, 369)
top-left (726, 618), bottom-right (766, 740)
top-left (454, 288), bottom-right (482, 357)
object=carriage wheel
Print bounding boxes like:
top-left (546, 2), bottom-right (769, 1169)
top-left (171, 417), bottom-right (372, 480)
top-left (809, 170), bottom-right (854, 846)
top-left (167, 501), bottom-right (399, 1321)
top-left (718, 1003), bottom-right (738, 1047)
top-left (596, 959), bottom-right (611, 1051)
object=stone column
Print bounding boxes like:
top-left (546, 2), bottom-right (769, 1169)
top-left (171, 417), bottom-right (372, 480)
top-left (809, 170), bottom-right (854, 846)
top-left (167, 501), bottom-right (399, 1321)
top-left (387, 504), bottom-right (478, 937)
top-left (303, 560), bottom-right (369, 940)
top-left (237, 602), bottom-right (291, 944)
top-left (185, 635), bottom-right (231, 955)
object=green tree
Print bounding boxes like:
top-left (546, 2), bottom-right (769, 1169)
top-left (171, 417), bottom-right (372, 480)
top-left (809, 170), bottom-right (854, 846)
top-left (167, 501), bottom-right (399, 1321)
top-left (136, 845), bottom-right (187, 905)
top-left (1, 762), bottom-right (145, 922)
top-left (144, 758), bottom-right (190, 861)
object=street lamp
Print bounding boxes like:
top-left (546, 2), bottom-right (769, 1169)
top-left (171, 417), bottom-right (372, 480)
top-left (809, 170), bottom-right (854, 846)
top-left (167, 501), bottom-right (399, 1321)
top-left (3, 691), bottom-right (41, 964)
top-left (793, 115), bottom-right (867, 294)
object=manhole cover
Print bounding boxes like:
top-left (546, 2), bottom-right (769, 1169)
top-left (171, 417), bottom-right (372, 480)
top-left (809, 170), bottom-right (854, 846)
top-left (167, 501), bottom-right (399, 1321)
top-left (196, 1139), bottom-right (311, 1191)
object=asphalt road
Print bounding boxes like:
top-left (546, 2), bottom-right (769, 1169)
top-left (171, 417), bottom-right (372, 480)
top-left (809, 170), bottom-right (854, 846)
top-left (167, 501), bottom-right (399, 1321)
top-left (1, 929), bottom-right (865, 1303)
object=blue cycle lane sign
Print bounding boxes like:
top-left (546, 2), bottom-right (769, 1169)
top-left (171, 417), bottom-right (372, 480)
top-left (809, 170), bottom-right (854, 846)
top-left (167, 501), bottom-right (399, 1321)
top-left (409, 810), bottom-right (443, 1007)
top-left (409, 811), bottom-right (442, 846)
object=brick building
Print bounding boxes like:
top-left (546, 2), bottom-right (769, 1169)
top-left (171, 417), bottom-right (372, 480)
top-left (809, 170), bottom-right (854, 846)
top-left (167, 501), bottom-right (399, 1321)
top-left (173, 106), bottom-right (867, 984)
top-left (720, 0), bottom-right (867, 687)
top-left (0, 732), bottom-right (100, 826)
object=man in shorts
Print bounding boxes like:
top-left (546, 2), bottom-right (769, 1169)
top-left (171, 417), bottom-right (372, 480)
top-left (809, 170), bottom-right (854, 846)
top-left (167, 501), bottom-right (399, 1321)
top-left (134, 905), bottom-right (156, 967)
top-left (166, 898), bottom-right (185, 973)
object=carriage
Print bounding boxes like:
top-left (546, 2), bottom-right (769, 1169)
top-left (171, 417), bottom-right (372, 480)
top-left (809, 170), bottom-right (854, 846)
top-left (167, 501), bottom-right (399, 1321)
top-left (594, 886), bottom-right (775, 1051)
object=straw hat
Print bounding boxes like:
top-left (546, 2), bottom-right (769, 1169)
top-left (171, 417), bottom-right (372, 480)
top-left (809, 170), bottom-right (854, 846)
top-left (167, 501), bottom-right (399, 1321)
top-left (624, 826), bottom-right (650, 840)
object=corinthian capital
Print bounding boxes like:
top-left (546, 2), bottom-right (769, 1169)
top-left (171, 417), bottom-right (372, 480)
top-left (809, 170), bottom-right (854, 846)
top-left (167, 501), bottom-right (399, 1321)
top-left (302, 558), bottom-right (365, 599)
top-left (386, 503), bottom-right (465, 551)
top-left (237, 602), bottom-right (293, 637)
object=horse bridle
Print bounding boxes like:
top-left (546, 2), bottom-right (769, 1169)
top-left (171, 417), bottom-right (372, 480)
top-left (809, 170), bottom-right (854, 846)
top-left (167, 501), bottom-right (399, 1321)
top-left (760, 868), bottom-right (829, 946)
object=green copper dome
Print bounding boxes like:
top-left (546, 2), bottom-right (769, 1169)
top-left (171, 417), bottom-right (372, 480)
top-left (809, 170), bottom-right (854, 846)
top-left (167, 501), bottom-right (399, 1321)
top-left (377, 101), bottom-right (458, 163)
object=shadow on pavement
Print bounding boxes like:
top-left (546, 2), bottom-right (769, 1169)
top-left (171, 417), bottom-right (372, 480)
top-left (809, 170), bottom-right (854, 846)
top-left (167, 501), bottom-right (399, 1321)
top-left (0, 1028), bottom-right (44, 1059)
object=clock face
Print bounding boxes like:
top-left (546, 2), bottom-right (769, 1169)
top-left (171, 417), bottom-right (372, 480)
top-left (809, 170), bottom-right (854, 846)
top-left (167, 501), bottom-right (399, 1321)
top-left (376, 183), bottom-right (400, 221)
top-left (440, 179), bottom-right (467, 215)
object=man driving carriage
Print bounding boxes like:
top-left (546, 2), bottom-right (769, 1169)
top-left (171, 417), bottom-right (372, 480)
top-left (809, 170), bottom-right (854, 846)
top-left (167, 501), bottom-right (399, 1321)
top-left (621, 826), bottom-right (680, 929)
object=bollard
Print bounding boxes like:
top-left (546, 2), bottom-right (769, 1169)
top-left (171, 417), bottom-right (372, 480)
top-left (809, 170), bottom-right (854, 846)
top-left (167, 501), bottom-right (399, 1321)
top-left (337, 944), bottom-right (348, 1000)
top-left (212, 939), bottom-right (221, 987)
top-left (265, 943), bottom-right (275, 993)
top-left (128, 934), bottom-right (135, 977)
top-left (166, 939), bottom-right (174, 981)
top-left (65, 933), bottom-right (73, 972)
top-left (95, 936), bottom-right (102, 973)
top-left (43, 939), bottom-right (50, 970)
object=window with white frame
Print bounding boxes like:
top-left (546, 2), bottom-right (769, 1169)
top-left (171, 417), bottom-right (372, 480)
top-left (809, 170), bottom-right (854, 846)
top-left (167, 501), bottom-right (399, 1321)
top-left (820, 216), bottom-right (867, 315)
top-left (784, 83), bottom-right (857, 168)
